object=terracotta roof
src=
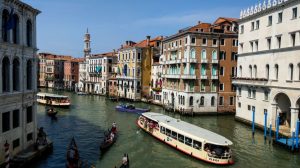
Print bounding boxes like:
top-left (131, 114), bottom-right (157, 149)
top-left (213, 17), bottom-right (238, 25)
top-left (93, 51), bottom-right (116, 57)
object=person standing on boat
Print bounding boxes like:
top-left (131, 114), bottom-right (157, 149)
top-left (112, 122), bottom-right (117, 133)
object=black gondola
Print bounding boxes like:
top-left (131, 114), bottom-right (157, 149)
top-left (66, 137), bottom-right (83, 168)
top-left (100, 124), bottom-right (117, 152)
top-left (115, 154), bottom-right (129, 168)
top-left (47, 108), bottom-right (58, 117)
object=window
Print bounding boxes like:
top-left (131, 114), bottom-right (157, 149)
top-left (178, 134), bottom-right (184, 143)
top-left (220, 51), bottom-right (226, 60)
top-left (232, 39), bottom-right (238, 47)
top-left (292, 7), bottom-right (298, 19)
top-left (171, 131), bottom-right (177, 140)
top-left (212, 50), bottom-right (217, 60)
top-left (13, 139), bottom-right (20, 149)
top-left (249, 65), bottom-right (253, 78)
top-left (219, 96), bottom-right (224, 105)
top-left (27, 133), bottom-right (33, 141)
top-left (291, 33), bottom-right (296, 47)
top-left (189, 96), bottom-right (193, 106)
top-left (12, 14), bottom-right (19, 44)
top-left (240, 25), bottom-right (244, 34)
top-left (267, 38), bottom-right (271, 50)
top-left (275, 64), bottom-right (279, 80)
top-left (2, 9), bottom-right (9, 42)
top-left (255, 41), bottom-right (258, 51)
top-left (256, 20), bottom-right (260, 29)
top-left (201, 81), bottom-right (205, 91)
top-left (211, 96), bottom-right (215, 106)
top-left (201, 49), bottom-right (206, 59)
top-left (27, 106), bottom-right (33, 123)
top-left (2, 57), bottom-right (10, 92)
top-left (238, 102), bottom-right (241, 108)
top-left (137, 53), bottom-right (141, 60)
top-left (251, 22), bottom-right (255, 31)
top-left (239, 66), bottom-right (243, 77)
top-left (219, 83), bottom-right (224, 91)
top-left (191, 37), bottom-right (196, 44)
top-left (26, 20), bottom-right (32, 47)
top-left (190, 49), bottom-right (196, 59)
top-left (231, 67), bottom-right (236, 77)
top-left (264, 91), bottom-right (269, 101)
top-left (27, 60), bottom-right (33, 90)
top-left (160, 126), bottom-right (165, 134)
top-left (166, 128), bottom-right (171, 136)
top-left (238, 87), bottom-right (242, 96)
top-left (253, 65), bottom-right (257, 78)
top-left (250, 41), bottom-right (254, 52)
top-left (185, 137), bottom-right (192, 146)
top-left (213, 39), bottom-right (217, 46)
top-left (2, 112), bottom-right (10, 132)
top-left (193, 140), bottom-right (202, 150)
top-left (289, 64), bottom-right (294, 80)
top-left (13, 110), bottom-right (20, 129)
top-left (231, 52), bottom-right (237, 60)
top-left (220, 67), bottom-right (224, 76)
top-left (202, 38), bottom-right (207, 45)
top-left (230, 97), bottom-right (234, 105)
top-left (266, 64), bottom-right (270, 79)
top-left (277, 36), bottom-right (281, 48)
top-left (13, 58), bottom-right (20, 91)
top-left (268, 15), bottom-right (272, 26)
top-left (248, 105), bottom-right (251, 111)
top-left (278, 12), bottom-right (283, 23)
top-left (200, 96), bottom-right (204, 106)
top-left (220, 39), bottom-right (225, 45)
top-left (240, 43), bottom-right (244, 52)
top-left (248, 88), bottom-right (251, 97)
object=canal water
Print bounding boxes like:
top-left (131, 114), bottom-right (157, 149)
top-left (33, 90), bottom-right (300, 168)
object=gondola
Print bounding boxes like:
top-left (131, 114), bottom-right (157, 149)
top-left (115, 154), bottom-right (129, 168)
top-left (47, 108), bottom-right (58, 117)
top-left (100, 125), bottom-right (117, 152)
top-left (66, 137), bottom-right (83, 168)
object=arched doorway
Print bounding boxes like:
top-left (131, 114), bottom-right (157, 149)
top-left (274, 93), bottom-right (291, 127)
top-left (297, 98), bottom-right (300, 121)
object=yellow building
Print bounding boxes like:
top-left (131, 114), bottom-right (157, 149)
top-left (117, 36), bottom-right (162, 101)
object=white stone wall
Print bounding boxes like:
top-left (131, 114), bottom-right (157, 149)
top-left (0, 0), bottom-right (40, 163)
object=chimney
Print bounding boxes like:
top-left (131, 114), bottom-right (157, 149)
top-left (121, 45), bottom-right (123, 49)
top-left (146, 36), bottom-right (151, 46)
top-left (126, 41), bottom-right (129, 46)
top-left (198, 21), bottom-right (201, 24)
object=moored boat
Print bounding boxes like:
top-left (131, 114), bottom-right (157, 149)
top-left (137, 112), bottom-right (234, 165)
top-left (37, 92), bottom-right (71, 107)
top-left (115, 104), bottom-right (150, 114)
top-left (77, 92), bottom-right (88, 96)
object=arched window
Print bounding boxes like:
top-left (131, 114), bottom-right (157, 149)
top-left (178, 95), bottom-right (181, 105)
top-left (190, 48), bottom-right (196, 59)
top-left (189, 96), bottom-right (193, 106)
top-left (212, 50), bottom-right (217, 60)
top-left (266, 64), bottom-right (270, 79)
top-left (12, 14), bottom-right (19, 44)
top-left (2, 9), bottom-right (9, 42)
top-left (239, 66), bottom-right (243, 77)
top-left (201, 49), bottom-right (206, 59)
top-left (275, 64), bottom-right (279, 80)
top-left (289, 64), bottom-right (294, 80)
top-left (183, 96), bottom-right (185, 105)
top-left (27, 60), bottom-right (33, 90)
top-left (2, 57), bottom-right (10, 92)
top-left (253, 65), bottom-right (257, 78)
top-left (13, 58), bottom-right (20, 91)
top-left (211, 96), bottom-right (215, 106)
top-left (249, 65), bottom-right (252, 78)
top-left (184, 49), bottom-right (188, 58)
top-left (26, 20), bottom-right (33, 47)
top-left (200, 96), bottom-right (204, 106)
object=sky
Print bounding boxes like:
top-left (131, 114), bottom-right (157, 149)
top-left (22, 0), bottom-right (255, 58)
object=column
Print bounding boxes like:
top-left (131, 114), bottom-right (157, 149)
top-left (271, 103), bottom-right (278, 126)
top-left (290, 107), bottom-right (299, 134)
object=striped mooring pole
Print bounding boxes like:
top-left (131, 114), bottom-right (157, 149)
top-left (4, 141), bottom-right (10, 168)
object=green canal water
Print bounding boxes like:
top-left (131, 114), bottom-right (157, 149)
top-left (33, 90), bottom-right (300, 168)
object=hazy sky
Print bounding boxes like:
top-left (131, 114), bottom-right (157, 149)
top-left (22, 0), bottom-right (255, 57)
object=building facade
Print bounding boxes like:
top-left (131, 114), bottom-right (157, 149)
top-left (234, 0), bottom-right (300, 135)
top-left (0, 0), bottom-right (40, 164)
top-left (161, 18), bottom-right (238, 114)
top-left (150, 53), bottom-right (163, 105)
top-left (63, 58), bottom-right (83, 91)
top-left (116, 36), bottom-right (163, 101)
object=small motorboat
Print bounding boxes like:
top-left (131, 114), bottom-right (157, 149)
top-left (100, 124), bottom-right (117, 152)
top-left (77, 92), bottom-right (87, 96)
top-left (47, 108), bottom-right (58, 117)
top-left (66, 137), bottom-right (83, 168)
top-left (115, 104), bottom-right (150, 114)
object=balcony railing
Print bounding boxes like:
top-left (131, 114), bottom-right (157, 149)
top-left (232, 77), bottom-right (269, 86)
top-left (201, 59), bottom-right (208, 63)
top-left (201, 75), bottom-right (208, 79)
top-left (162, 74), bottom-right (181, 79)
top-left (181, 74), bottom-right (197, 79)
top-left (212, 59), bottom-right (219, 64)
top-left (211, 75), bottom-right (218, 80)
top-left (185, 88), bottom-right (195, 93)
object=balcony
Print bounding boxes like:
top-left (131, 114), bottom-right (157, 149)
top-left (162, 74), bottom-right (181, 79)
top-left (201, 59), bottom-right (208, 63)
top-left (201, 75), bottom-right (208, 79)
top-left (152, 87), bottom-right (162, 92)
top-left (185, 88), bottom-right (195, 93)
top-left (232, 77), bottom-right (269, 86)
top-left (212, 59), bottom-right (219, 64)
top-left (181, 58), bottom-right (197, 63)
top-left (211, 75), bottom-right (218, 80)
top-left (181, 74), bottom-right (197, 79)
top-left (181, 58), bottom-right (187, 63)
top-left (189, 58), bottom-right (197, 63)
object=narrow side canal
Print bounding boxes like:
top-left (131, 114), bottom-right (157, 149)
top-left (33, 90), bottom-right (299, 168)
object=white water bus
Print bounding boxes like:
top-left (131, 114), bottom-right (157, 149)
top-left (137, 112), bottom-right (233, 165)
top-left (37, 92), bottom-right (71, 107)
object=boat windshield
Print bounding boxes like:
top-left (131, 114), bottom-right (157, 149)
top-left (204, 143), bottom-right (232, 159)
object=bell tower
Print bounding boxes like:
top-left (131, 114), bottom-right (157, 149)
top-left (84, 28), bottom-right (91, 57)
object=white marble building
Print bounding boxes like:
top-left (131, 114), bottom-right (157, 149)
top-left (234, 0), bottom-right (300, 135)
top-left (0, 0), bottom-right (40, 164)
